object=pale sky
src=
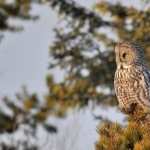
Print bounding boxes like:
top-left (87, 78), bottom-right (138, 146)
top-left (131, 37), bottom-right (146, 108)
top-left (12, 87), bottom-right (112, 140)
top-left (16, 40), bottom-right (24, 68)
top-left (0, 0), bottom-right (98, 98)
top-left (0, 1), bottom-right (94, 97)
top-left (0, 4), bottom-right (57, 97)
top-left (0, 0), bottom-right (146, 98)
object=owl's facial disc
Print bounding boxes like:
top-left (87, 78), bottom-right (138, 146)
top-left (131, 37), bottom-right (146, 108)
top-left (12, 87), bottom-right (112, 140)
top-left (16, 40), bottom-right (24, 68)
top-left (115, 42), bottom-right (137, 68)
top-left (120, 46), bottom-right (135, 64)
top-left (115, 42), bottom-right (145, 69)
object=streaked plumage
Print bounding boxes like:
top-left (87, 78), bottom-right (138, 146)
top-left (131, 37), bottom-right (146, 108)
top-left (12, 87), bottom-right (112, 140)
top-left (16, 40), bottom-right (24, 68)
top-left (114, 41), bottom-right (150, 113)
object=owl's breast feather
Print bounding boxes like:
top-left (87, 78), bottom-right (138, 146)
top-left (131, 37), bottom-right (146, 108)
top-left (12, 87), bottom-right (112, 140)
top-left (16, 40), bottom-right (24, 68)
top-left (114, 67), bottom-right (140, 105)
top-left (114, 66), bottom-right (150, 108)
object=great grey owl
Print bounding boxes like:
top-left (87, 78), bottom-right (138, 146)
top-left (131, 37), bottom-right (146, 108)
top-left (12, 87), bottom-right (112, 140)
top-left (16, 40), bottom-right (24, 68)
top-left (114, 41), bottom-right (150, 114)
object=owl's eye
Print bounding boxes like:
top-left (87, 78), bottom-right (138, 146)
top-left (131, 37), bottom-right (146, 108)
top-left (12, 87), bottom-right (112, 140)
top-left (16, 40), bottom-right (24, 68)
top-left (122, 53), bottom-right (127, 59)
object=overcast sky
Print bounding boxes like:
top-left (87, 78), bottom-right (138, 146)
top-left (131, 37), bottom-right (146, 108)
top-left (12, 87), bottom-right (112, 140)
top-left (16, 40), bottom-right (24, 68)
top-left (0, 0), bottom-right (147, 98)
top-left (0, 4), bottom-right (57, 97)
top-left (0, 0), bottom-right (99, 98)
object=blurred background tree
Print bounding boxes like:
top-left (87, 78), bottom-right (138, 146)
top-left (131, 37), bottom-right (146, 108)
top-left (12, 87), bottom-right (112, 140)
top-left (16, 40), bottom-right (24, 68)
top-left (0, 0), bottom-right (149, 149)
top-left (0, 0), bottom-right (40, 31)
top-left (46, 0), bottom-right (150, 111)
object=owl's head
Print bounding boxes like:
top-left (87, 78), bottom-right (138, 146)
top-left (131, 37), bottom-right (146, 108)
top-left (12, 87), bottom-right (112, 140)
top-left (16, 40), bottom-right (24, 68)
top-left (115, 41), bottom-right (145, 68)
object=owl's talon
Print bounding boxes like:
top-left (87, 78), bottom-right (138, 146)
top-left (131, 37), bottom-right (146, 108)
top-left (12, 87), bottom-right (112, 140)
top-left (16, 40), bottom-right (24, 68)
top-left (118, 103), bottom-right (137, 114)
top-left (118, 104), bottom-right (125, 112)
top-left (118, 105), bottom-right (130, 114)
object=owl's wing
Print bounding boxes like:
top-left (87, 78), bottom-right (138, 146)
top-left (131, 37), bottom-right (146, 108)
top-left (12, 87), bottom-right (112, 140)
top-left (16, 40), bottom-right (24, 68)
top-left (143, 69), bottom-right (150, 90)
top-left (136, 67), bottom-right (150, 108)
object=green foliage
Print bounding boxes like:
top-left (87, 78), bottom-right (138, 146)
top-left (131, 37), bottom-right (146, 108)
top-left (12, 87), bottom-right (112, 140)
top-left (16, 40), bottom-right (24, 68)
top-left (0, 0), bottom-right (37, 28)
top-left (0, 87), bottom-right (57, 149)
top-left (96, 119), bottom-right (150, 150)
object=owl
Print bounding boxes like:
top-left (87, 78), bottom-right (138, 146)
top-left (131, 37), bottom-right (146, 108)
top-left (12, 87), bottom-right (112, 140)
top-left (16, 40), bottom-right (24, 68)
top-left (114, 41), bottom-right (150, 114)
